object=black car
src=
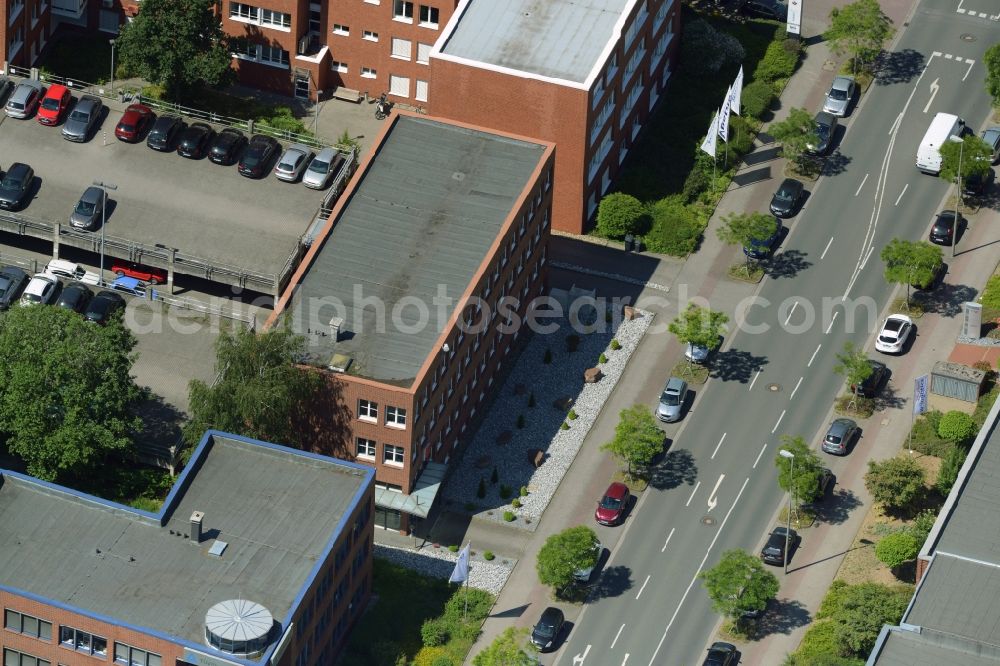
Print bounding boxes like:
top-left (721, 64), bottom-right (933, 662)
top-left (805, 111), bottom-right (838, 156)
top-left (529, 607), bottom-right (564, 653)
top-left (55, 282), bottom-right (94, 313)
top-left (740, 0), bottom-right (787, 20)
top-left (209, 128), bottom-right (248, 165)
top-left (851, 359), bottom-right (888, 399)
top-left (743, 217), bottom-right (783, 260)
top-left (0, 76), bottom-right (15, 106)
top-left (238, 135), bottom-right (281, 178)
top-left (761, 526), bottom-right (798, 566)
top-left (0, 162), bottom-right (34, 210)
top-left (912, 261), bottom-right (946, 291)
top-left (177, 122), bottom-right (216, 159)
top-left (929, 211), bottom-right (963, 246)
top-left (0, 265), bottom-right (28, 310)
top-left (146, 115), bottom-right (186, 152)
top-left (963, 168), bottom-right (993, 197)
top-left (703, 641), bottom-right (738, 666)
top-left (84, 290), bottom-right (126, 324)
top-left (816, 468), bottom-right (835, 500)
top-left (769, 178), bottom-right (804, 217)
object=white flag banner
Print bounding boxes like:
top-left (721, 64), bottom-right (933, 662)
top-left (913, 375), bottom-right (929, 416)
top-left (449, 544), bottom-right (471, 583)
top-left (730, 66), bottom-right (744, 116)
top-left (700, 111), bottom-right (719, 157)
top-left (718, 98), bottom-right (730, 143)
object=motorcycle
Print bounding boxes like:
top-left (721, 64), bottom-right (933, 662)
top-left (374, 92), bottom-right (390, 120)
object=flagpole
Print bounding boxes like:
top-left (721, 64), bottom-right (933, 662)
top-left (464, 542), bottom-right (470, 621)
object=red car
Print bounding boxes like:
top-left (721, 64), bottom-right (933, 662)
top-left (111, 260), bottom-right (167, 285)
top-left (36, 84), bottom-right (71, 126)
top-left (115, 104), bottom-right (155, 142)
top-left (594, 482), bottom-right (629, 526)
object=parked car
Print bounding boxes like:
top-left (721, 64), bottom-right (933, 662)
top-left (44, 259), bottom-right (100, 285)
top-left (111, 260), bottom-right (167, 285)
top-left (529, 607), bottom-right (565, 653)
top-left (769, 178), bottom-right (804, 217)
top-left (850, 359), bottom-right (888, 399)
top-left (5, 80), bottom-right (44, 119)
top-left (743, 217), bottom-right (783, 260)
top-left (912, 262), bottom-right (946, 291)
top-left (69, 185), bottom-right (107, 231)
top-left (823, 76), bottom-right (856, 117)
top-left (239, 135), bottom-right (281, 178)
top-left (929, 211), bottom-right (963, 246)
top-left (62, 95), bottom-right (103, 142)
top-left (177, 122), bottom-right (216, 159)
top-left (573, 542), bottom-right (603, 583)
top-left (19, 273), bottom-right (60, 306)
top-left (55, 282), bottom-right (94, 313)
top-left (147, 115), bottom-right (186, 151)
top-left (816, 468), bottom-right (835, 500)
top-left (822, 417), bottom-right (858, 455)
top-left (740, 0), bottom-right (787, 20)
top-left (685, 342), bottom-right (710, 364)
top-left (760, 526), bottom-right (798, 566)
top-left (963, 168), bottom-right (993, 198)
top-left (36, 84), bottom-right (72, 126)
top-left (302, 147), bottom-right (346, 189)
top-left (875, 314), bottom-right (914, 354)
top-left (981, 126), bottom-right (1000, 164)
top-left (209, 128), bottom-right (248, 165)
top-left (595, 482), bottom-right (629, 525)
top-left (115, 104), bottom-right (155, 142)
top-left (656, 376), bottom-right (689, 422)
top-left (274, 144), bottom-right (315, 182)
top-left (109, 275), bottom-right (149, 297)
top-left (0, 162), bottom-right (34, 210)
top-left (0, 77), bottom-right (15, 106)
top-left (0, 266), bottom-right (29, 310)
top-left (702, 641), bottom-right (738, 666)
top-left (806, 111), bottom-right (838, 156)
top-left (85, 290), bottom-right (126, 324)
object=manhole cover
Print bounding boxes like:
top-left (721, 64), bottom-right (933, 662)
top-left (702, 516), bottom-right (717, 526)
top-left (768, 383), bottom-right (781, 392)
top-left (961, 33), bottom-right (976, 42)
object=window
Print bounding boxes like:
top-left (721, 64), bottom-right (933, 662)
top-left (358, 399), bottom-right (378, 421)
top-left (418, 4), bottom-right (438, 27)
top-left (114, 643), bottom-right (162, 666)
top-left (59, 626), bottom-right (107, 657)
top-left (356, 438), bottom-right (376, 458)
top-left (332, 23), bottom-right (349, 35)
top-left (229, 1), bottom-right (258, 20)
top-left (417, 42), bottom-right (432, 64)
top-left (331, 60), bottom-right (348, 73)
top-left (363, 29), bottom-right (378, 41)
top-left (414, 79), bottom-right (429, 102)
top-left (384, 444), bottom-right (404, 465)
top-left (391, 37), bottom-right (411, 60)
top-left (3, 649), bottom-right (50, 666)
top-left (362, 67), bottom-right (377, 78)
top-left (5, 610), bottom-right (52, 640)
top-left (393, 0), bottom-right (413, 21)
top-left (259, 44), bottom-right (289, 66)
top-left (260, 8), bottom-right (290, 28)
top-left (386, 406), bottom-right (407, 428)
top-left (389, 74), bottom-right (410, 97)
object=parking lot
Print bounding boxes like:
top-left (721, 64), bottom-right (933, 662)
top-left (0, 100), bottom-right (325, 279)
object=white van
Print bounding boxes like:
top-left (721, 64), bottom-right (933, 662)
top-left (916, 112), bottom-right (964, 174)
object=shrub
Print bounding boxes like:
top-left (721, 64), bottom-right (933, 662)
top-left (490, 466), bottom-right (498, 485)
top-left (516, 414), bottom-right (526, 429)
top-left (742, 81), bottom-right (776, 119)
top-left (864, 456), bottom-right (926, 513)
top-left (908, 412), bottom-right (952, 457)
top-left (875, 531), bottom-right (921, 568)
top-left (817, 580), bottom-right (850, 619)
top-left (726, 115), bottom-right (755, 155)
top-left (598, 353), bottom-right (608, 364)
top-left (448, 544), bottom-right (459, 552)
top-left (682, 166), bottom-right (710, 202)
top-left (503, 511), bottom-right (516, 522)
top-left (543, 348), bottom-right (553, 364)
top-left (560, 422), bottom-right (570, 430)
top-left (413, 646), bottom-right (451, 666)
top-left (568, 409), bottom-right (578, 421)
top-left (596, 192), bottom-right (647, 238)
top-left (754, 38), bottom-right (800, 82)
top-left (566, 334), bottom-right (580, 352)
top-left (443, 587), bottom-right (494, 624)
top-left (499, 484), bottom-right (512, 500)
top-left (680, 20), bottom-right (745, 76)
top-left (980, 273), bottom-right (1000, 310)
top-left (644, 196), bottom-right (708, 256)
top-left (483, 550), bottom-right (495, 561)
top-left (794, 620), bottom-right (840, 661)
top-left (909, 508), bottom-right (938, 542)
top-left (476, 478), bottom-right (486, 499)
top-left (936, 445), bottom-right (966, 495)
top-left (610, 338), bottom-right (622, 350)
top-left (519, 485), bottom-right (529, 497)
top-left (431, 658), bottom-right (454, 666)
top-left (938, 410), bottom-right (976, 444)
top-left (511, 498), bottom-right (522, 508)
top-left (420, 618), bottom-right (450, 647)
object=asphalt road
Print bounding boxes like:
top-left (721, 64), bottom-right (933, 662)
top-left (554, 3), bottom-right (1000, 664)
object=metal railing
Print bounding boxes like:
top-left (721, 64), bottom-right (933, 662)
top-left (150, 292), bottom-right (258, 329)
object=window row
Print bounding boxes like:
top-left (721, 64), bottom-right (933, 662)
top-left (4, 609), bottom-right (52, 641)
top-left (328, 33), bottom-right (433, 65)
top-left (229, 2), bottom-right (290, 28)
top-left (232, 39), bottom-right (289, 67)
top-left (4, 648), bottom-right (48, 666)
top-left (357, 437), bottom-right (405, 465)
top-left (114, 642), bottom-right (162, 666)
top-left (357, 400), bottom-right (407, 427)
top-left (393, 0), bottom-right (439, 27)
top-left (60, 626), bottom-right (107, 657)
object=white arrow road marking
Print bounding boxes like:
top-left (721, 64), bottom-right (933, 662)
top-left (573, 645), bottom-right (591, 665)
top-left (923, 78), bottom-right (939, 113)
top-left (711, 433), bottom-right (727, 459)
top-left (685, 481), bottom-right (701, 507)
top-left (662, 527), bottom-right (676, 553)
top-left (611, 624), bottom-right (626, 649)
top-left (707, 474), bottom-right (725, 512)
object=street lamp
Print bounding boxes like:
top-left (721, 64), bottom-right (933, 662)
top-left (953, 137), bottom-right (963, 258)
top-left (109, 39), bottom-right (116, 95)
top-left (93, 180), bottom-right (117, 286)
top-left (778, 448), bottom-right (795, 575)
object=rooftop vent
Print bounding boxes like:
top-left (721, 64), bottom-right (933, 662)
top-left (190, 511), bottom-right (204, 544)
top-left (329, 316), bottom-right (344, 341)
top-left (205, 599), bottom-right (274, 657)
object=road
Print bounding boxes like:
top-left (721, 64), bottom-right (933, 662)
top-left (555, 2), bottom-right (1000, 664)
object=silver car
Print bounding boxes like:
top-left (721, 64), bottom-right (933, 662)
top-left (4, 80), bottom-right (44, 119)
top-left (302, 147), bottom-right (345, 189)
top-left (274, 144), bottom-right (315, 182)
top-left (822, 75), bottom-right (856, 117)
top-left (981, 127), bottom-right (1000, 164)
top-left (657, 376), bottom-right (688, 422)
top-left (62, 95), bottom-right (103, 142)
top-left (685, 342), bottom-right (710, 364)
top-left (822, 418), bottom-right (858, 455)
top-left (69, 186), bottom-right (106, 231)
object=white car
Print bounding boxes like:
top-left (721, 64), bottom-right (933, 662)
top-left (19, 273), bottom-right (60, 306)
top-left (274, 144), bottom-right (315, 182)
top-left (44, 259), bottom-right (100, 285)
top-left (874, 314), bottom-right (914, 354)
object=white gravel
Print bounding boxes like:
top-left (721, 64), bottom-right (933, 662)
top-left (375, 544), bottom-right (515, 596)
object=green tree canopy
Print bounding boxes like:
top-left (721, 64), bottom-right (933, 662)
top-left (864, 456), bottom-right (925, 513)
top-left (831, 583), bottom-right (910, 656)
top-left (823, 0), bottom-right (895, 74)
top-left (536, 525), bottom-right (600, 592)
top-left (986, 43), bottom-right (1000, 107)
top-left (875, 531), bottom-right (921, 568)
top-left (774, 435), bottom-right (825, 505)
top-left (834, 342), bottom-right (872, 401)
top-left (596, 192), bottom-right (646, 239)
top-left (937, 410), bottom-right (976, 444)
top-left (600, 404), bottom-right (664, 478)
top-left (699, 549), bottom-right (780, 620)
top-left (116, 0), bottom-right (233, 100)
top-left (0, 306), bottom-right (144, 480)
top-left (880, 238), bottom-right (943, 303)
top-left (680, 19), bottom-right (745, 76)
top-left (717, 212), bottom-right (778, 272)
top-left (473, 627), bottom-right (537, 666)
top-left (939, 134), bottom-right (993, 189)
top-left (669, 304), bottom-right (728, 357)
top-left (769, 107), bottom-right (819, 172)
top-left (184, 325), bottom-right (323, 448)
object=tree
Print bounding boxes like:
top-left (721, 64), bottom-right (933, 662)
top-left (699, 549), bottom-right (780, 620)
top-left (875, 531), bottom-right (920, 568)
top-left (116, 0), bottom-right (233, 101)
top-left (936, 445), bottom-right (966, 495)
top-left (473, 627), bottom-right (537, 666)
top-left (834, 342), bottom-right (872, 405)
top-left (774, 435), bottom-right (825, 506)
top-left (680, 20), bottom-right (745, 76)
top-left (939, 134), bottom-right (993, 190)
top-left (0, 306), bottom-right (144, 481)
top-left (184, 325), bottom-right (323, 448)
top-left (769, 107), bottom-right (819, 172)
top-left (596, 192), bottom-right (646, 239)
top-left (880, 238), bottom-right (943, 305)
top-left (536, 526), bottom-right (600, 592)
top-left (831, 583), bottom-right (910, 656)
top-left (716, 212), bottom-right (779, 273)
top-left (600, 405), bottom-right (663, 478)
top-left (823, 0), bottom-right (895, 75)
top-left (669, 304), bottom-right (728, 365)
top-left (864, 456), bottom-right (925, 513)
top-left (937, 410), bottom-right (976, 445)
top-left (986, 43), bottom-right (1000, 107)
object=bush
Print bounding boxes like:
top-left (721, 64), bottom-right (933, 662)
top-left (596, 192), bottom-right (647, 238)
top-left (519, 485), bottom-right (528, 497)
top-left (443, 587), bottom-right (494, 624)
top-left (511, 498), bottom-right (522, 508)
top-left (875, 531), bottom-right (921, 568)
top-left (795, 620), bottom-right (841, 661)
top-left (680, 20), bottom-right (745, 76)
top-left (936, 445), bottom-right (966, 495)
top-left (610, 339), bottom-right (622, 350)
top-left (560, 422), bottom-right (569, 430)
top-left (448, 544), bottom-right (459, 552)
top-left (909, 411), bottom-right (952, 457)
top-left (682, 166), bottom-right (710, 202)
top-left (864, 456), bottom-right (926, 513)
top-left (938, 410), bottom-right (976, 444)
top-left (817, 580), bottom-right (850, 619)
top-left (599, 352), bottom-right (608, 364)
top-left (754, 38), bottom-right (800, 82)
top-left (644, 196), bottom-right (708, 256)
top-left (741, 80), bottom-right (775, 119)
top-left (413, 646), bottom-right (451, 666)
top-left (483, 550), bottom-right (495, 561)
top-left (568, 409), bottom-right (578, 421)
top-left (725, 115), bottom-right (756, 155)
top-left (420, 618), bottom-right (450, 647)
top-left (502, 511), bottom-right (516, 522)
top-left (909, 508), bottom-right (938, 542)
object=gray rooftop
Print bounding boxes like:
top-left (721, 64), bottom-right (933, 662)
top-left (0, 433), bottom-right (371, 649)
top-left (906, 554), bottom-right (1000, 647)
top-left (871, 625), bottom-right (1000, 666)
top-left (288, 115), bottom-right (547, 385)
top-left (437, 0), bottom-right (632, 84)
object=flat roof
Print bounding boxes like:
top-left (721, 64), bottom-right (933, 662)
top-left (437, 0), bottom-right (633, 85)
top-left (870, 626), bottom-right (1000, 666)
top-left (286, 114), bottom-right (547, 385)
top-left (906, 554), bottom-right (1000, 647)
top-left (0, 432), bottom-right (373, 655)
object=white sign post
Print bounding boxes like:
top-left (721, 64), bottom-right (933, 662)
top-left (787, 0), bottom-right (802, 37)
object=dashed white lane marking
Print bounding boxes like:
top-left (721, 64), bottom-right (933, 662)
top-left (685, 481), bottom-right (701, 507)
top-left (711, 433), bottom-right (727, 459)
top-left (636, 575), bottom-right (651, 600)
top-left (611, 624), bottom-right (626, 649)
top-left (855, 173), bottom-right (869, 196)
top-left (895, 183), bottom-right (909, 206)
top-left (753, 443), bottom-right (768, 469)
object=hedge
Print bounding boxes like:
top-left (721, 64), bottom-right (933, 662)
top-left (753, 38), bottom-right (801, 82)
top-left (644, 196), bottom-right (708, 256)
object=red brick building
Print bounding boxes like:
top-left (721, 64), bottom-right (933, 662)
top-left (268, 111), bottom-right (554, 534)
top-left (0, 431), bottom-right (375, 666)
